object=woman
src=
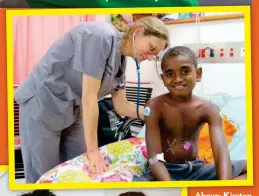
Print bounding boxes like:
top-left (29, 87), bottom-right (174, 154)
top-left (15, 16), bottom-right (169, 183)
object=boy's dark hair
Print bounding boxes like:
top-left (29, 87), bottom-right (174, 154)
top-left (19, 190), bottom-right (56, 196)
top-left (118, 191), bottom-right (147, 196)
top-left (161, 46), bottom-right (197, 70)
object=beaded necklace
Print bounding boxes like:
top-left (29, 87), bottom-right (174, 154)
top-left (166, 107), bottom-right (192, 154)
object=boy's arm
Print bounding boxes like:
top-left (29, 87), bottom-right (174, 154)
top-left (207, 103), bottom-right (232, 180)
top-left (145, 101), bottom-right (171, 181)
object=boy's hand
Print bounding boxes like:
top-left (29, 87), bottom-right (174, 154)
top-left (87, 149), bottom-right (108, 175)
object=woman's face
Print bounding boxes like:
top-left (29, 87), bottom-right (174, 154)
top-left (133, 29), bottom-right (167, 62)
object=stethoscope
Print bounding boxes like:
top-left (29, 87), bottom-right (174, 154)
top-left (132, 33), bottom-right (141, 120)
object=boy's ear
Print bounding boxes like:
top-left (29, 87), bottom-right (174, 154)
top-left (196, 67), bottom-right (202, 82)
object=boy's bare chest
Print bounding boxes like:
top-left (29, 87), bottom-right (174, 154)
top-left (160, 104), bottom-right (205, 133)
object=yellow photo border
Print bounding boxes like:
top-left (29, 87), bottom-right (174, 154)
top-left (182, 188), bottom-right (188, 196)
top-left (6, 6), bottom-right (253, 190)
top-left (0, 165), bottom-right (8, 172)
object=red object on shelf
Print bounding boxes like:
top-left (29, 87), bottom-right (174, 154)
top-left (198, 49), bottom-right (202, 58)
top-left (201, 49), bottom-right (205, 58)
top-left (198, 49), bottom-right (206, 58)
top-left (220, 48), bottom-right (224, 57)
top-left (230, 48), bottom-right (234, 57)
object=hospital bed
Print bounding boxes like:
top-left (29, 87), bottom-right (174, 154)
top-left (13, 85), bottom-right (247, 182)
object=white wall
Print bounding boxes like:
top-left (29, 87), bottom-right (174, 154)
top-left (125, 16), bottom-right (245, 98)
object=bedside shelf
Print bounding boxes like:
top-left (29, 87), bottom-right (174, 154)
top-left (163, 13), bottom-right (244, 25)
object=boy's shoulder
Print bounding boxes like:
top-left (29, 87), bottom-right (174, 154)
top-left (194, 95), bottom-right (221, 117)
top-left (145, 93), bottom-right (169, 112)
top-left (194, 95), bottom-right (218, 107)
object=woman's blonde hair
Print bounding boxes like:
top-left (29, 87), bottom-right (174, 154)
top-left (125, 16), bottom-right (170, 48)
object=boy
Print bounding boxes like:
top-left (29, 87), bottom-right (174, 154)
top-left (139, 46), bottom-right (247, 181)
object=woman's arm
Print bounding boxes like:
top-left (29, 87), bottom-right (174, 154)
top-left (112, 89), bottom-right (144, 120)
top-left (82, 74), bottom-right (108, 174)
top-left (72, 25), bottom-right (113, 174)
top-left (82, 74), bottom-right (102, 151)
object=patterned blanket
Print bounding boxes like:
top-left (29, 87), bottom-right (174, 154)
top-left (37, 137), bottom-right (147, 183)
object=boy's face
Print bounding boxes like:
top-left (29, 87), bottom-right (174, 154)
top-left (161, 55), bottom-right (202, 97)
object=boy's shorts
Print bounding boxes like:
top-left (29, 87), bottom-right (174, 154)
top-left (137, 158), bottom-right (246, 181)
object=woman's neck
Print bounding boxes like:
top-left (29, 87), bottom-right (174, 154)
top-left (121, 36), bottom-right (132, 57)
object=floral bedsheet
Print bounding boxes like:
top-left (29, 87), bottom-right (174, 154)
top-left (37, 137), bottom-right (148, 183)
top-left (37, 114), bottom-right (238, 183)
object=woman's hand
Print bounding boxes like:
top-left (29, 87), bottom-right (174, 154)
top-left (87, 149), bottom-right (109, 174)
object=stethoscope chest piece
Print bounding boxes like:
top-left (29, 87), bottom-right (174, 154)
top-left (144, 107), bottom-right (151, 116)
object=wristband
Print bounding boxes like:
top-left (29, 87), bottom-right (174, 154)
top-left (149, 153), bottom-right (166, 165)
